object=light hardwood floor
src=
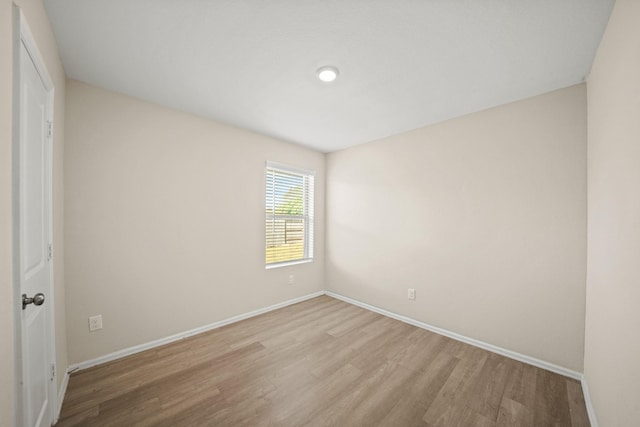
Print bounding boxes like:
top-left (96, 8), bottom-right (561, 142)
top-left (57, 295), bottom-right (590, 426)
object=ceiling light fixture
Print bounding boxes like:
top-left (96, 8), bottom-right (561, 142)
top-left (317, 66), bottom-right (339, 83)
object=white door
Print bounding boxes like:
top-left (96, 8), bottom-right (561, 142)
top-left (18, 36), bottom-right (54, 427)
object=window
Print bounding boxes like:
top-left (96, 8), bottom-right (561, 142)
top-left (265, 162), bottom-right (314, 267)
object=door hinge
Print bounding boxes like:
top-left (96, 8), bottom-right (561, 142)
top-left (51, 363), bottom-right (55, 381)
top-left (46, 120), bottom-right (53, 138)
top-left (47, 243), bottom-right (52, 261)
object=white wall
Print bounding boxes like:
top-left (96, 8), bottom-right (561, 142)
top-left (326, 85), bottom-right (587, 371)
top-left (585, 0), bottom-right (640, 425)
top-left (0, 0), bottom-right (67, 424)
top-left (64, 80), bottom-right (325, 364)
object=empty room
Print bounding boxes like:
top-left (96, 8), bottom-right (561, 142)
top-left (1, 0), bottom-right (639, 426)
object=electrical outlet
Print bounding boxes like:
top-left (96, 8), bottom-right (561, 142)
top-left (408, 288), bottom-right (416, 300)
top-left (89, 315), bottom-right (103, 332)
top-left (288, 274), bottom-right (295, 285)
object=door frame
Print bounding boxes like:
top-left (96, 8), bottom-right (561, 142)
top-left (12, 6), bottom-right (58, 426)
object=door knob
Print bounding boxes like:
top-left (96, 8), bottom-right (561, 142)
top-left (22, 293), bottom-right (45, 310)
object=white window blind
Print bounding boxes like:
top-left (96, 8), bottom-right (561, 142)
top-left (265, 162), bottom-right (314, 267)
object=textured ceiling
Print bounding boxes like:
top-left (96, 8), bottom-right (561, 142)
top-left (44, 0), bottom-right (614, 152)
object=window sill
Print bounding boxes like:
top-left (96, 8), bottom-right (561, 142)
top-left (265, 259), bottom-right (313, 270)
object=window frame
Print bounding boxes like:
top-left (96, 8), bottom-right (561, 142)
top-left (265, 161), bottom-right (315, 269)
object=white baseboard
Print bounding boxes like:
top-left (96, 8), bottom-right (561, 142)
top-left (68, 290), bottom-right (325, 372)
top-left (325, 291), bottom-right (583, 381)
top-left (64, 288), bottom-right (596, 424)
top-left (54, 370), bottom-right (69, 423)
top-left (69, 288), bottom-right (583, 381)
top-left (581, 376), bottom-right (599, 427)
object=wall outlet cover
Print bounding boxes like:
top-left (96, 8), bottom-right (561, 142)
top-left (89, 315), bottom-right (103, 332)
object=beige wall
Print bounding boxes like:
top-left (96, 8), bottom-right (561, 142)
top-left (0, 3), bottom-right (630, 424)
top-left (0, 1), bottom-right (14, 423)
top-left (585, 0), bottom-right (640, 425)
top-left (0, 0), bottom-right (67, 424)
top-left (326, 85), bottom-right (587, 371)
top-left (64, 80), bottom-right (325, 364)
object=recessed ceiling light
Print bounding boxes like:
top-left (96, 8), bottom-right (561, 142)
top-left (317, 66), bottom-right (339, 83)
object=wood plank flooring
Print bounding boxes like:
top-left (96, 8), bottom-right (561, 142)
top-left (56, 295), bottom-right (590, 426)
